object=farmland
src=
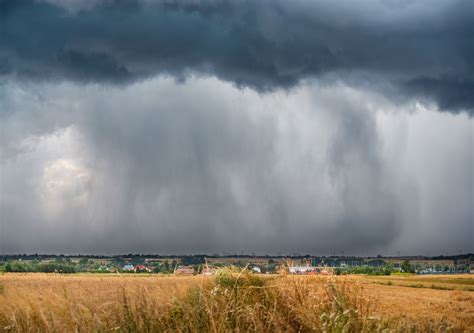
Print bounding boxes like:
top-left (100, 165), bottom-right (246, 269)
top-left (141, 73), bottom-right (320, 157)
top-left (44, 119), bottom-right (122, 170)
top-left (0, 272), bottom-right (472, 332)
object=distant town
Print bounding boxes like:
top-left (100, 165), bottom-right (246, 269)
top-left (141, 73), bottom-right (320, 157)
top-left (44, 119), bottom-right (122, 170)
top-left (1, 253), bottom-right (472, 276)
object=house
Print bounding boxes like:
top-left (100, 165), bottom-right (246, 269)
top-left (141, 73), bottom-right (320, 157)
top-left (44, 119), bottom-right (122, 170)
top-left (251, 266), bottom-right (262, 273)
top-left (288, 266), bottom-right (318, 275)
top-left (123, 264), bottom-right (134, 271)
top-left (202, 266), bottom-right (218, 276)
top-left (135, 265), bottom-right (153, 273)
top-left (174, 265), bottom-right (195, 276)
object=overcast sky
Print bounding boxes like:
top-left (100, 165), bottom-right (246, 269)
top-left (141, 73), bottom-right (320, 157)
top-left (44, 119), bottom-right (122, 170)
top-left (0, 0), bottom-right (472, 255)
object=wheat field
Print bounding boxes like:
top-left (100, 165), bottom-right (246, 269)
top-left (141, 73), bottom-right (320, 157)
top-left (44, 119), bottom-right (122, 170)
top-left (0, 272), bottom-right (472, 332)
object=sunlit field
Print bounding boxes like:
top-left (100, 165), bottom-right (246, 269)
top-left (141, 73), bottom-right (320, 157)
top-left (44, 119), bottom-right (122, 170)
top-left (0, 272), bottom-right (472, 332)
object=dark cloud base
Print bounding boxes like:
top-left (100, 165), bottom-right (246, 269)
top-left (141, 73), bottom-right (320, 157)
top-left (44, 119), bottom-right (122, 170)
top-left (1, 0), bottom-right (473, 114)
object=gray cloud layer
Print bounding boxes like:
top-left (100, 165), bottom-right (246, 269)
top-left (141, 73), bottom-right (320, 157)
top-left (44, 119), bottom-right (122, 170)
top-left (0, 1), bottom-right (473, 255)
top-left (1, 0), bottom-right (473, 114)
top-left (1, 78), bottom-right (472, 255)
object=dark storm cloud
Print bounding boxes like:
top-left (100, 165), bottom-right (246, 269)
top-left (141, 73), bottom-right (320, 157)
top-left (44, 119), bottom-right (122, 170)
top-left (1, 0), bottom-right (473, 113)
top-left (404, 77), bottom-right (474, 113)
top-left (0, 1), bottom-right (472, 256)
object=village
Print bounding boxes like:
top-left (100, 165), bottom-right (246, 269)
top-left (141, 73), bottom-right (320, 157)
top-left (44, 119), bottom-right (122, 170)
top-left (1, 253), bottom-right (472, 276)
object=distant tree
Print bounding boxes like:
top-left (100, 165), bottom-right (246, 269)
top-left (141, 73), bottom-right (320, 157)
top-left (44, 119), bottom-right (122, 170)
top-left (114, 257), bottom-right (125, 267)
top-left (171, 260), bottom-right (178, 271)
top-left (382, 263), bottom-right (393, 275)
top-left (162, 260), bottom-right (169, 271)
top-left (234, 260), bottom-right (246, 268)
top-left (182, 256), bottom-right (205, 265)
top-left (267, 264), bottom-right (277, 273)
top-left (130, 257), bottom-right (145, 265)
top-left (401, 260), bottom-right (415, 273)
top-left (79, 258), bottom-right (89, 265)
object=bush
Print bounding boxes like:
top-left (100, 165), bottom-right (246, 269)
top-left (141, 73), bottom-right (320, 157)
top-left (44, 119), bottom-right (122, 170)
top-left (336, 265), bottom-right (393, 276)
top-left (401, 260), bottom-right (415, 273)
top-left (4, 261), bottom-right (77, 273)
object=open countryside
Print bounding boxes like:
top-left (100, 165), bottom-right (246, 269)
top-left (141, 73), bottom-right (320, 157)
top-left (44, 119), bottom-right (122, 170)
top-left (2, 1), bottom-right (473, 332)
top-left (0, 272), bottom-right (473, 332)
top-left (1, 254), bottom-right (473, 332)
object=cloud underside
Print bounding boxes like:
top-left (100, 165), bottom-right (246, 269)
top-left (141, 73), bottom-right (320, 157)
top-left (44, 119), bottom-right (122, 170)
top-left (1, 0), bottom-right (473, 114)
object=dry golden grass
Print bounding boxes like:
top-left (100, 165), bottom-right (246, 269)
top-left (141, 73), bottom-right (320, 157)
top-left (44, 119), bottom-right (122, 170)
top-left (0, 272), bottom-right (472, 332)
top-left (360, 274), bottom-right (474, 291)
